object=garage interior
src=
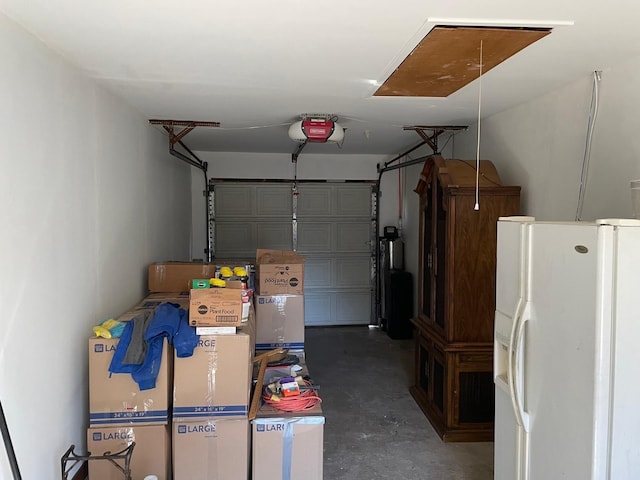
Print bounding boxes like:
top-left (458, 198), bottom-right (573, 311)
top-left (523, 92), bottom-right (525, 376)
top-left (2, 1), bottom-right (640, 479)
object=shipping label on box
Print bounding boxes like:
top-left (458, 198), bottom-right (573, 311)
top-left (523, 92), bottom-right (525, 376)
top-left (173, 418), bottom-right (249, 480)
top-left (256, 249), bottom-right (305, 295)
top-left (89, 337), bottom-right (171, 427)
top-left (189, 288), bottom-right (243, 326)
top-left (148, 262), bottom-right (217, 293)
top-left (252, 415), bottom-right (324, 480)
top-left (255, 294), bottom-right (304, 351)
top-left (173, 331), bottom-right (252, 420)
top-left (87, 425), bottom-right (170, 480)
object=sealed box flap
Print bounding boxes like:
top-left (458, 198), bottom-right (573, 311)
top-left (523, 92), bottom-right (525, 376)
top-left (256, 249), bottom-right (305, 265)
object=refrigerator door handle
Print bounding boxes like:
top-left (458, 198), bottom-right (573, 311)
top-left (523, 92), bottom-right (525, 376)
top-left (508, 297), bottom-right (525, 425)
top-left (512, 303), bottom-right (531, 433)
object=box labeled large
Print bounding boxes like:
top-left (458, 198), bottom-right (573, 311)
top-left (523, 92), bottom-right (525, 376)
top-left (87, 425), bottom-right (170, 480)
top-left (89, 337), bottom-right (171, 427)
top-left (255, 294), bottom-right (304, 350)
top-left (252, 408), bottom-right (324, 480)
top-left (173, 327), bottom-right (253, 420)
top-left (189, 288), bottom-right (243, 326)
top-left (172, 418), bottom-right (249, 480)
top-left (148, 262), bottom-right (217, 293)
top-left (256, 249), bottom-right (305, 295)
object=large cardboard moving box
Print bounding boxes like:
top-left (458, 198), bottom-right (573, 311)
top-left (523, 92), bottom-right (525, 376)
top-left (173, 327), bottom-right (252, 420)
top-left (256, 249), bottom-right (305, 295)
top-left (89, 337), bottom-right (171, 427)
top-left (87, 425), bottom-right (170, 480)
top-left (148, 262), bottom-right (217, 292)
top-left (255, 294), bottom-right (304, 351)
top-left (173, 418), bottom-right (249, 480)
top-left (252, 409), bottom-right (324, 480)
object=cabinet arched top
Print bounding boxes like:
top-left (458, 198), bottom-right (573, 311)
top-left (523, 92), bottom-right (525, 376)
top-left (414, 154), bottom-right (503, 196)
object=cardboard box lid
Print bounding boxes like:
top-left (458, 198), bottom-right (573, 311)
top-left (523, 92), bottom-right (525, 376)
top-left (256, 249), bottom-right (305, 265)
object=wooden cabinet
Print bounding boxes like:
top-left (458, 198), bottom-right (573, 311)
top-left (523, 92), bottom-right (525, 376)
top-left (410, 155), bottom-right (520, 442)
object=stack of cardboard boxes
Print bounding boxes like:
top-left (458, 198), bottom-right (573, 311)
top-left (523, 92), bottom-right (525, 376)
top-left (86, 257), bottom-right (323, 479)
top-left (87, 296), bottom-right (185, 479)
top-left (172, 310), bottom-right (253, 478)
top-left (254, 249), bottom-right (305, 352)
top-left (253, 250), bottom-right (325, 480)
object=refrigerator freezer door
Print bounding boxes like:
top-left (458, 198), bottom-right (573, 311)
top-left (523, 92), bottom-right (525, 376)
top-left (495, 218), bottom-right (532, 480)
top-left (495, 219), bottom-right (530, 332)
top-left (525, 223), bottom-right (600, 479)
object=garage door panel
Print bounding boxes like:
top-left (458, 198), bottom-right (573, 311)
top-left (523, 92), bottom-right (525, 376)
top-left (336, 186), bottom-right (373, 216)
top-left (256, 186), bottom-right (292, 216)
top-left (335, 257), bottom-right (370, 288)
top-left (216, 223), bottom-right (256, 254)
top-left (298, 222), bottom-right (332, 252)
top-left (256, 222), bottom-right (292, 250)
top-left (216, 186), bottom-right (254, 217)
top-left (304, 258), bottom-right (332, 288)
top-left (336, 292), bottom-right (371, 325)
top-left (336, 222), bottom-right (371, 252)
top-left (304, 293), bottom-right (334, 326)
top-left (297, 186), bottom-right (331, 216)
top-left (214, 182), bottom-right (373, 325)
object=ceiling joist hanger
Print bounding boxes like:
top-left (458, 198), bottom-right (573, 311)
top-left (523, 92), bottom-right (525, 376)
top-left (148, 119), bottom-right (221, 146)
top-left (403, 125), bottom-right (467, 153)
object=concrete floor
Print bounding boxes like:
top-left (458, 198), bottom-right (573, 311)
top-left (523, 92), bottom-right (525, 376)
top-left (305, 326), bottom-right (494, 480)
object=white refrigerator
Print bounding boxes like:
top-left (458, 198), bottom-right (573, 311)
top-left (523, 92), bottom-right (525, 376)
top-left (494, 216), bottom-right (640, 480)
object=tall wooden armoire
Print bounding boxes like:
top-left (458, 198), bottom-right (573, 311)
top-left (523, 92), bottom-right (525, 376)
top-left (410, 155), bottom-right (520, 442)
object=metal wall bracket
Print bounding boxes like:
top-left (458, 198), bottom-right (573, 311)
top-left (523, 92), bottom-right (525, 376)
top-left (402, 125), bottom-right (467, 154)
top-left (149, 119), bottom-right (221, 147)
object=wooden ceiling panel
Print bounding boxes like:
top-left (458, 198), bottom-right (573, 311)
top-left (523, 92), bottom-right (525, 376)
top-left (374, 26), bottom-right (551, 97)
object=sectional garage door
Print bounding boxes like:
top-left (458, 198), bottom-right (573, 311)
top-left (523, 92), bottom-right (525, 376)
top-left (212, 182), bottom-right (374, 326)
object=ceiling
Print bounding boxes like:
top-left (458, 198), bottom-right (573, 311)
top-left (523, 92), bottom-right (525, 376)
top-left (2, 0), bottom-right (639, 156)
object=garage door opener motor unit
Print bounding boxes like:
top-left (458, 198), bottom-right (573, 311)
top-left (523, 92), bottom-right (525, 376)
top-left (288, 114), bottom-right (344, 143)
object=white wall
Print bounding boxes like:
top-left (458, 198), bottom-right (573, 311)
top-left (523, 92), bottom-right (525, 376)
top-left (452, 61), bottom-right (640, 221)
top-left (0, 14), bottom-right (191, 480)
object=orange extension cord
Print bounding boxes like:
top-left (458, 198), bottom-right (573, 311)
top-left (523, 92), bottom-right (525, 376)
top-left (262, 379), bottom-right (322, 412)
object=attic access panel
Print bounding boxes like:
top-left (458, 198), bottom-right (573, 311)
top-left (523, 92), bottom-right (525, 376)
top-left (375, 26), bottom-right (551, 97)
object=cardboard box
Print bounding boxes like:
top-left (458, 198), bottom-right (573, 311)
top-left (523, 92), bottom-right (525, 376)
top-left (256, 249), bottom-right (305, 295)
top-left (148, 262), bottom-right (217, 293)
top-left (89, 337), bottom-right (171, 427)
top-left (172, 418), bottom-right (249, 480)
top-left (117, 293), bottom-right (189, 322)
top-left (189, 288), bottom-right (243, 327)
top-left (87, 425), bottom-right (170, 480)
top-left (255, 294), bottom-right (305, 351)
top-left (252, 408), bottom-right (324, 480)
top-left (173, 321), bottom-right (254, 420)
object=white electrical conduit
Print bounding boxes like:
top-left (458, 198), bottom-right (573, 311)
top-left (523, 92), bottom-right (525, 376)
top-left (474, 40), bottom-right (483, 211)
top-left (575, 70), bottom-right (602, 221)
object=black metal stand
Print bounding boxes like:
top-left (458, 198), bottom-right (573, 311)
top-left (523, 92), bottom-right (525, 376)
top-left (61, 443), bottom-right (135, 480)
top-left (0, 401), bottom-right (21, 480)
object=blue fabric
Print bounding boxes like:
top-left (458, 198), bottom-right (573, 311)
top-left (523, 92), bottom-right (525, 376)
top-left (173, 309), bottom-right (200, 358)
top-left (109, 302), bottom-right (195, 391)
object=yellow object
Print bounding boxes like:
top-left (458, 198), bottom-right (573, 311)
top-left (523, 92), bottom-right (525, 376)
top-left (92, 318), bottom-right (123, 339)
top-left (93, 325), bottom-right (112, 339)
top-left (101, 319), bottom-right (121, 330)
top-left (233, 266), bottom-right (247, 277)
top-left (210, 278), bottom-right (226, 287)
top-left (219, 266), bottom-right (233, 278)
